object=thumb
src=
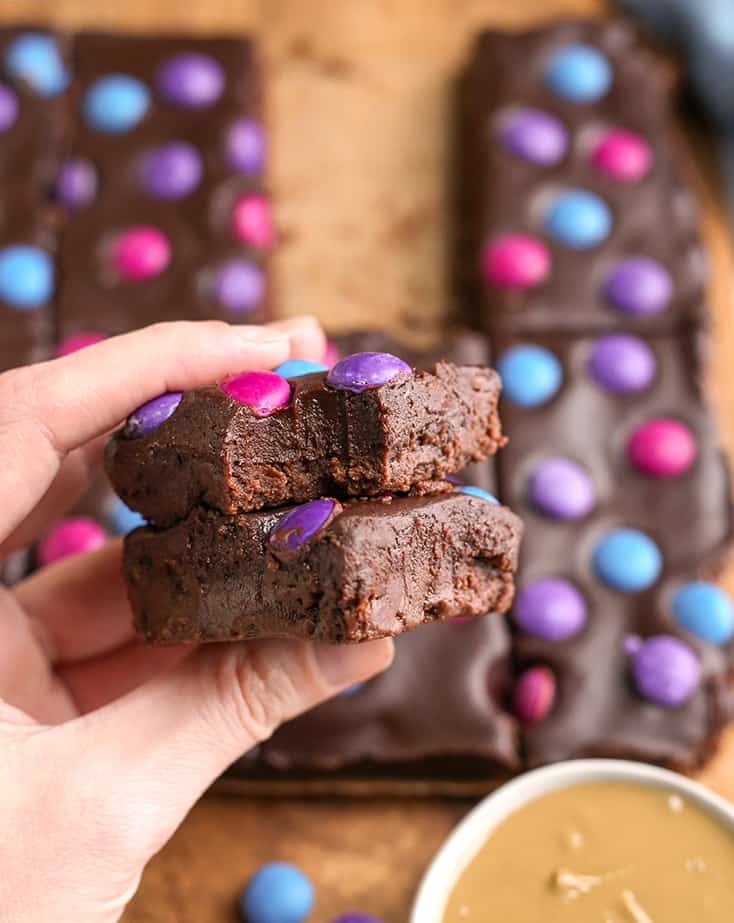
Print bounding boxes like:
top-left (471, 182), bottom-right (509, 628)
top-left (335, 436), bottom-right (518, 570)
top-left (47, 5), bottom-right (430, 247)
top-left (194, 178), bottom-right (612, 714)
top-left (72, 637), bottom-right (393, 859)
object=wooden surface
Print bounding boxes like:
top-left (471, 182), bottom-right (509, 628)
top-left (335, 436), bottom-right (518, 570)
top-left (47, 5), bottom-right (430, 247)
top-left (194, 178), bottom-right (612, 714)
top-left (3, 1), bottom-right (734, 920)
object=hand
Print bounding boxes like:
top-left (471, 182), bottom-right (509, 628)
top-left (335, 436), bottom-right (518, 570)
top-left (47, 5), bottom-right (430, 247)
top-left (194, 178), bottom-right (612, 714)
top-left (0, 319), bottom-right (393, 923)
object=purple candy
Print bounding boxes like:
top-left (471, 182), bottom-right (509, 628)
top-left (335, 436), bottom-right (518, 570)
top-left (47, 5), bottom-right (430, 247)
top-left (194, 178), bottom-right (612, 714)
top-left (124, 392), bottom-right (183, 438)
top-left (330, 916), bottom-right (385, 923)
top-left (0, 83), bottom-right (18, 131)
top-left (269, 499), bottom-right (337, 552)
top-left (156, 53), bottom-right (224, 107)
top-left (140, 141), bottom-right (202, 198)
top-left (630, 635), bottom-right (701, 707)
top-left (604, 257), bottom-right (673, 316)
top-left (527, 457), bottom-right (595, 520)
top-left (226, 118), bottom-right (265, 175)
top-left (326, 352), bottom-right (411, 393)
top-left (214, 260), bottom-right (264, 313)
top-left (513, 577), bottom-right (587, 641)
top-left (588, 333), bottom-right (656, 394)
top-left (54, 158), bottom-right (97, 209)
top-left (499, 107), bottom-right (567, 165)
top-left (221, 370), bottom-right (290, 416)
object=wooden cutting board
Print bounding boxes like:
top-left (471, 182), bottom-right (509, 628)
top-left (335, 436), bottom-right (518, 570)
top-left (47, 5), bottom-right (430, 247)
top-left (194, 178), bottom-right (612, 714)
top-left (3, 0), bottom-right (733, 920)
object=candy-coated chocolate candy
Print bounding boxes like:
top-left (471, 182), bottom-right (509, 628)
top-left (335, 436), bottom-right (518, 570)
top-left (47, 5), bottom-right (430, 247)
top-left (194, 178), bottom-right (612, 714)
top-left (109, 499), bottom-right (146, 535)
top-left (273, 358), bottom-right (328, 378)
top-left (527, 457), bottom-right (595, 520)
top-left (37, 517), bottom-right (106, 567)
top-left (513, 577), bottom-right (587, 641)
top-left (0, 245), bottom-right (53, 308)
top-left (269, 499), bottom-right (337, 552)
top-left (124, 392), bottom-right (183, 438)
top-left (326, 352), bottom-right (411, 393)
top-left (627, 418), bottom-right (696, 478)
top-left (232, 194), bottom-right (274, 249)
top-left (672, 581), bottom-right (734, 645)
top-left (0, 84), bottom-right (18, 131)
top-left (590, 129), bottom-right (652, 181)
top-left (544, 43), bottom-right (612, 102)
top-left (55, 158), bottom-right (97, 209)
top-left (323, 339), bottom-right (340, 366)
top-left (588, 333), bottom-right (656, 394)
top-left (513, 665), bottom-right (556, 723)
top-left (499, 107), bottom-right (568, 165)
top-left (55, 331), bottom-right (106, 356)
top-left (497, 344), bottom-right (562, 407)
top-left (214, 260), bottom-right (264, 313)
top-left (222, 370), bottom-right (290, 416)
top-left (331, 915), bottom-right (384, 923)
top-left (457, 485), bottom-right (499, 503)
top-left (227, 118), bottom-right (266, 174)
top-left (604, 256), bottom-right (672, 316)
top-left (629, 634), bottom-right (701, 707)
top-left (543, 189), bottom-right (612, 248)
top-left (113, 226), bottom-right (171, 281)
top-left (592, 528), bottom-right (662, 592)
top-left (240, 862), bottom-right (314, 923)
top-left (340, 683), bottom-right (365, 697)
top-left (5, 32), bottom-right (69, 96)
top-left (83, 74), bottom-right (150, 133)
top-left (480, 234), bottom-right (550, 289)
top-left (140, 142), bottom-right (202, 198)
top-left (156, 53), bottom-right (224, 107)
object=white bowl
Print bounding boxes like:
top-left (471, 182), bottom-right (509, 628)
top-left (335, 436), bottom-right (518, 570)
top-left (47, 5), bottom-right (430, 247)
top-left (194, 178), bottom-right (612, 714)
top-left (411, 759), bottom-right (734, 923)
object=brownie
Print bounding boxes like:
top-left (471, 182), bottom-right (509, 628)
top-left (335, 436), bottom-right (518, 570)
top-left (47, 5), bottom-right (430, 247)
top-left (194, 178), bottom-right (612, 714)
top-left (124, 491), bottom-right (522, 644)
top-left (106, 359), bottom-right (505, 526)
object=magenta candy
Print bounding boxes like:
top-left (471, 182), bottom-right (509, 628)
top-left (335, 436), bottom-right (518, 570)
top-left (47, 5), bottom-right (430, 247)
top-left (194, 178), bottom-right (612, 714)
top-left (156, 52), bottom-right (224, 107)
top-left (627, 417), bottom-right (696, 478)
top-left (113, 226), bottom-right (171, 280)
top-left (232, 194), bottom-right (273, 249)
top-left (222, 370), bottom-right (290, 416)
top-left (37, 516), bottom-right (106, 567)
top-left (323, 339), bottom-right (340, 366)
top-left (326, 352), bottom-right (411, 393)
top-left (513, 577), bottom-right (587, 641)
top-left (527, 457), bottom-right (595, 520)
top-left (629, 635), bottom-right (700, 707)
top-left (480, 234), bottom-right (550, 289)
top-left (269, 498), bottom-right (338, 552)
top-left (55, 331), bottom-right (106, 356)
top-left (590, 129), bottom-right (652, 181)
top-left (124, 392), bottom-right (183, 438)
top-left (513, 665), bottom-right (556, 723)
top-left (587, 333), bottom-right (656, 394)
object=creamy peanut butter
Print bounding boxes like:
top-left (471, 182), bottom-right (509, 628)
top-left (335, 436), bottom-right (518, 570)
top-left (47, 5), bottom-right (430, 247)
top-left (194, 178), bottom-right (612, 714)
top-left (443, 782), bottom-right (734, 922)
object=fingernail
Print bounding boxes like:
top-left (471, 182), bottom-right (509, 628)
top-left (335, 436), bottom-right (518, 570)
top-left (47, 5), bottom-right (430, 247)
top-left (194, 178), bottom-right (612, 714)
top-left (313, 638), bottom-right (394, 688)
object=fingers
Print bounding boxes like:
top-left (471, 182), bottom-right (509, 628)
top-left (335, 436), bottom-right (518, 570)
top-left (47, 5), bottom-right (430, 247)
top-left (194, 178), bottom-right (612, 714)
top-left (268, 315), bottom-right (326, 361)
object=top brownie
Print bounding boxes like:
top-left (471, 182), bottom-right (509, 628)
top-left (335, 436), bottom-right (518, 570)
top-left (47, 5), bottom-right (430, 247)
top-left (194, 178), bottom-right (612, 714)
top-left (106, 351), bottom-right (505, 526)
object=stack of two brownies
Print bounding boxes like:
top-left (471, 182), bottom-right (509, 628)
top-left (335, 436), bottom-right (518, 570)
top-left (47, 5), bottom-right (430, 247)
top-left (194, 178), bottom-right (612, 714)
top-left (105, 352), bottom-right (522, 645)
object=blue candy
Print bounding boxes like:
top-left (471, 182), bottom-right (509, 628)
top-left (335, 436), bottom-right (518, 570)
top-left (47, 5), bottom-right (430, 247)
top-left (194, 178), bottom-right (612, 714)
top-left (544, 190), bottom-right (612, 249)
top-left (5, 33), bottom-right (69, 96)
top-left (341, 682), bottom-right (365, 697)
top-left (592, 528), bottom-right (662, 592)
top-left (497, 345), bottom-right (562, 407)
top-left (109, 499), bottom-right (146, 536)
top-left (544, 43), bottom-right (613, 102)
top-left (273, 359), bottom-right (328, 378)
top-left (458, 485), bottom-right (500, 504)
top-left (240, 862), bottom-right (314, 923)
top-left (0, 245), bottom-right (54, 308)
top-left (672, 581), bottom-right (734, 645)
top-left (83, 75), bottom-right (150, 133)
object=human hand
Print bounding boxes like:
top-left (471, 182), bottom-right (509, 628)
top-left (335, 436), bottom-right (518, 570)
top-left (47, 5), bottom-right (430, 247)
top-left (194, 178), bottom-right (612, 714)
top-left (0, 319), bottom-right (393, 923)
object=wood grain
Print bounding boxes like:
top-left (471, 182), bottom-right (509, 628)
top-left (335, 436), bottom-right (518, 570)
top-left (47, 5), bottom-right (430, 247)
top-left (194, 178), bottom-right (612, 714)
top-left (1, 1), bottom-right (732, 920)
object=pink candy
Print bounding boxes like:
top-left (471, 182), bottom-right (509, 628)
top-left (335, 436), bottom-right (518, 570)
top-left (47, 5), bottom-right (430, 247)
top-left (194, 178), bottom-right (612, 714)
top-left (55, 331), bottom-right (106, 356)
top-left (627, 417), bottom-right (696, 478)
top-left (513, 665), bottom-right (556, 723)
top-left (222, 370), bottom-right (290, 416)
top-left (232, 194), bottom-right (273, 249)
top-left (37, 516), bottom-right (107, 568)
top-left (481, 234), bottom-right (550, 289)
top-left (113, 226), bottom-right (171, 280)
top-left (322, 338), bottom-right (339, 367)
top-left (590, 129), bottom-right (652, 182)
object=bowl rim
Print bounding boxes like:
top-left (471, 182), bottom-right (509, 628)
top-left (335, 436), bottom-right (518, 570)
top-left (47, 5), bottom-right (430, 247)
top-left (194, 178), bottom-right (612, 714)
top-left (410, 758), bottom-right (734, 923)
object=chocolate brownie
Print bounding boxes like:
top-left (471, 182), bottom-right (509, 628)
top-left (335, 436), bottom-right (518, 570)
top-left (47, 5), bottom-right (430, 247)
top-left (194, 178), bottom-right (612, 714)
top-left (124, 491), bottom-right (522, 644)
top-left (106, 355), bottom-right (505, 526)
